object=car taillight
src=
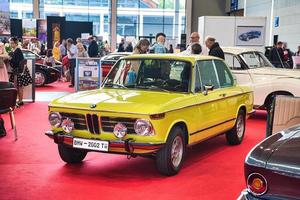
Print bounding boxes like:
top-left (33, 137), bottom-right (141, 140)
top-left (247, 173), bottom-right (268, 196)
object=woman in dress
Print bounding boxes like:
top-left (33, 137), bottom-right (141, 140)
top-left (9, 37), bottom-right (32, 107)
top-left (0, 42), bottom-right (9, 82)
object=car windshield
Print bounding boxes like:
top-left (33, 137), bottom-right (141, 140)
top-left (103, 59), bottom-right (191, 93)
top-left (240, 52), bottom-right (274, 68)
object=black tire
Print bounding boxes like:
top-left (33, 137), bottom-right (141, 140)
top-left (226, 109), bottom-right (246, 145)
top-left (156, 126), bottom-right (186, 176)
top-left (58, 144), bottom-right (87, 164)
top-left (35, 70), bottom-right (47, 87)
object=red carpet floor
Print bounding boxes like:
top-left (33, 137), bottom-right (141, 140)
top-left (0, 83), bottom-right (267, 200)
top-left (35, 81), bottom-right (75, 93)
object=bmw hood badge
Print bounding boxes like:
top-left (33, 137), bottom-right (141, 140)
top-left (90, 104), bottom-right (97, 109)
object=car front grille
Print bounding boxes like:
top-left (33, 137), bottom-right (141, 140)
top-left (86, 114), bottom-right (100, 134)
top-left (60, 112), bottom-right (87, 130)
top-left (101, 117), bottom-right (136, 134)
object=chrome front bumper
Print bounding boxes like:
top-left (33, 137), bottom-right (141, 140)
top-left (237, 190), bottom-right (261, 200)
top-left (45, 131), bottom-right (164, 154)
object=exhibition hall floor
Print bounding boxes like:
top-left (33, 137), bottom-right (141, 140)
top-left (0, 82), bottom-right (266, 200)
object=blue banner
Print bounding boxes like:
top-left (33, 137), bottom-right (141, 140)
top-left (231, 0), bottom-right (239, 11)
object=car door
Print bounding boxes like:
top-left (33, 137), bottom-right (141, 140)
top-left (241, 52), bottom-right (273, 106)
top-left (190, 59), bottom-right (231, 143)
top-left (224, 53), bottom-right (253, 86)
top-left (213, 59), bottom-right (241, 122)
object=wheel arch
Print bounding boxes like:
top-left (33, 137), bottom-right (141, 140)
top-left (166, 120), bottom-right (189, 145)
top-left (263, 90), bottom-right (294, 108)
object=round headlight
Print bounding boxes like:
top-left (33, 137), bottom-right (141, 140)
top-left (48, 112), bottom-right (62, 127)
top-left (134, 119), bottom-right (154, 136)
top-left (113, 123), bottom-right (127, 138)
top-left (61, 118), bottom-right (74, 133)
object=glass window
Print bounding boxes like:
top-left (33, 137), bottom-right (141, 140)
top-left (105, 59), bottom-right (191, 93)
top-left (213, 60), bottom-right (234, 88)
top-left (241, 52), bottom-right (273, 68)
top-left (197, 60), bottom-right (220, 89)
top-left (9, 0), bottom-right (33, 20)
top-left (224, 54), bottom-right (242, 70)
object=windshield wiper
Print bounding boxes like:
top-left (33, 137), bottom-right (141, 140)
top-left (104, 83), bottom-right (128, 89)
top-left (136, 85), bottom-right (170, 92)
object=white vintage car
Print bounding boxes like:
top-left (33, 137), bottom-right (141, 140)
top-left (223, 47), bottom-right (300, 110)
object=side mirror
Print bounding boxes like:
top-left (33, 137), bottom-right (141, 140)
top-left (202, 84), bottom-right (214, 95)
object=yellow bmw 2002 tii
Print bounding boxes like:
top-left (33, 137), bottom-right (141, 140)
top-left (46, 54), bottom-right (254, 175)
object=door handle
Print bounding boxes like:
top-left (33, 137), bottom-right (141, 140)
top-left (219, 93), bottom-right (227, 97)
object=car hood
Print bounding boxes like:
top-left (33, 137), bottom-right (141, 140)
top-left (251, 67), bottom-right (300, 78)
top-left (49, 88), bottom-right (195, 115)
top-left (246, 125), bottom-right (300, 176)
top-left (266, 126), bottom-right (300, 177)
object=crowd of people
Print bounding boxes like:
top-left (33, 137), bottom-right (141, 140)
top-left (268, 41), bottom-right (300, 68)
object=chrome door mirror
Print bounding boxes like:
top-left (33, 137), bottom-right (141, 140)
top-left (202, 84), bottom-right (214, 95)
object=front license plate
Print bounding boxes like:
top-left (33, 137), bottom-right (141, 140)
top-left (73, 138), bottom-right (109, 152)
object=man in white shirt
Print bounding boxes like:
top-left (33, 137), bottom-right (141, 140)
top-left (66, 38), bottom-right (78, 87)
top-left (181, 32), bottom-right (201, 55)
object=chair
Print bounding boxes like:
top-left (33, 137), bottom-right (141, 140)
top-left (0, 82), bottom-right (18, 140)
top-left (266, 95), bottom-right (300, 137)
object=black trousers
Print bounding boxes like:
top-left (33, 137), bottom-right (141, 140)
top-left (69, 58), bottom-right (76, 86)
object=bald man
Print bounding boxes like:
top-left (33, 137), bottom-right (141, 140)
top-left (181, 32), bottom-right (202, 55)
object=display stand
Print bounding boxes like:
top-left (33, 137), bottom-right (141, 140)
top-left (75, 58), bottom-right (102, 92)
top-left (23, 59), bottom-right (35, 102)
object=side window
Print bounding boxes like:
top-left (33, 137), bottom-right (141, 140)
top-left (197, 60), bottom-right (220, 89)
top-left (213, 60), bottom-right (234, 88)
top-left (224, 53), bottom-right (242, 70)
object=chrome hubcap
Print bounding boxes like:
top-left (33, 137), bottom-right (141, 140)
top-left (236, 115), bottom-right (245, 138)
top-left (35, 72), bottom-right (45, 86)
top-left (171, 136), bottom-right (183, 168)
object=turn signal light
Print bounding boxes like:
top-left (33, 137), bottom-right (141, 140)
top-left (247, 173), bottom-right (268, 196)
top-left (150, 113), bottom-right (165, 120)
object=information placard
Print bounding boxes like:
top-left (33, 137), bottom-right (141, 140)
top-left (75, 58), bottom-right (101, 92)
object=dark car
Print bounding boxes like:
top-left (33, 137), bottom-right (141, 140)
top-left (239, 31), bottom-right (261, 41)
top-left (101, 52), bottom-right (131, 77)
top-left (22, 49), bottom-right (61, 86)
top-left (238, 125), bottom-right (300, 199)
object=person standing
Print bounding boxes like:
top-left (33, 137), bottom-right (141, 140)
top-left (191, 43), bottom-right (202, 55)
top-left (43, 49), bottom-right (56, 67)
top-left (66, 38), bottom-right (78, 87)
top-left (77, 43), bottom-right (88, 57)
top-left (295, 46), bottom-right (300, 56)
top-left (181, 32), bottom-right (201, 55)
top-left (87, 36), bottom-right (99, 57)
top-left (8, 37), bottom-right (32, 106)
top-left (118, 38), bottom-right (125, 52)
top-left (150, 32), bottom-right (167, 54)
top-left (270, 41), bottom-right (284, 67)
top-left (0, 42), bottom-right (9, 82)
top-left (133, 39), bottom-right (150, 54)
top-left (104, 40), bottom-right (111, 55)
top-left (205, 36), bottom-right (224, 59)
top-left (59, 39), bottom-right (67, 61)
top-left (168, 44), bottom-right (174, 53)
top-left (125, 42), bottom-right (133, 52)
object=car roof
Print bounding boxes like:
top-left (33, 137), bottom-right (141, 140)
top-left (124, 53), bottom-right (222, 62)
top-left (222, 47), bottom-right (258, 55)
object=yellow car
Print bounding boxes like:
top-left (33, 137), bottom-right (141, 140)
top-left (46, 54), bottom-right (254, 175)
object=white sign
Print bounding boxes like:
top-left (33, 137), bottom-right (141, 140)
top-left (75, 58), bottom-right (101, 91)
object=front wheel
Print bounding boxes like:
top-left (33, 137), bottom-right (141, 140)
top-left (226, 109), bottom-right (246, 145)
top-left (156, 127), bottom-right (186, 176)
top-left (58, 144), bottom-right (87, 164)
